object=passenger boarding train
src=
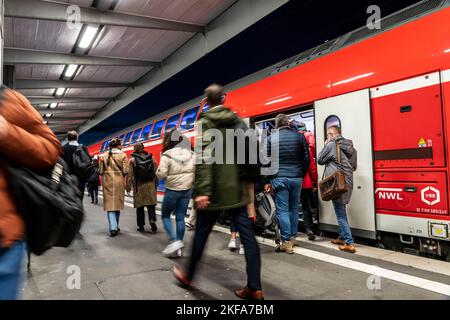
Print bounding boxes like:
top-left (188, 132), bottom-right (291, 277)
top-left (88, 1), bottom-right (450, 260)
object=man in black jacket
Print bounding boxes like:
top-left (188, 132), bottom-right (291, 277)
top-left (62, 130), bottom-right (88, 199)
top-left (264, 114), bottom-right (310, 254)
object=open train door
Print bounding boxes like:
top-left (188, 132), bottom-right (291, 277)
top-left (314, 89), bottom-right (376, 239)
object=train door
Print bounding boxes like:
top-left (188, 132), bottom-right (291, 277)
top-left (314, 89), bottom-right (376, 239)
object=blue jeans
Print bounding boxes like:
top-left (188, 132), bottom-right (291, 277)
top-left (0, 241), bottom-right (25, 300)
top-left (107, 211), bottom-right (120, 231)
top-left (188, 207), bottom-right (262, 291)
top-left (332, 200), bottom-right (354, 245)
top-left (271, 177), bottom-right (303, 241)
top-left (161, 189), bottom-right (192, 242)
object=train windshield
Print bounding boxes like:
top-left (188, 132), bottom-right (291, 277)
top-left (165, 114), bottom-right (181, 132)
top-left (140, 124), bottom-right (153, 142)
top-left (180, 106), bottom-right (200, 131)
top-left (150, 119), bottom-right (166, 140)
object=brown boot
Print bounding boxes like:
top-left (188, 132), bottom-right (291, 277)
top-left (339, 243), bottom-right (356, 253)
top-left (291, 237), bottom-right (298, 247)
top-left (235, 287), bottom-right (264, 300)
top-left (331, 239), bottom-right (345, 245)
top-left (173, 265), bottom-right (192, 289)
top-left (280, 240), bottom-right (294, 254)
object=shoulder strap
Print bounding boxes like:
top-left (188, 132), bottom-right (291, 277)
top-left (336, 141), bottom-right (341, 164)
top-left (107, 153), bottom-right (125, 176)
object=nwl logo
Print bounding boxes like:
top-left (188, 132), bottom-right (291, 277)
top-left (375, 188), bottom-right (403, 200)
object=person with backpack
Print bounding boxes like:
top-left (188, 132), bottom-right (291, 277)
top-left (62, 130), bottom-right (94, 199)
top-left (0, 87), bottom-right (61, 300)
top-left (317, 125), bottom-right (357, 253)
top-left (99, 138), bottom-right (128, 237)
top-left (156, 128), bottom-right (195, 257)
top-left (173, 84), bottom-right (263, 300)
top-left (126, 143), bottom-right (158, 233)
top-left (87, 156), bottom-right (100, 204)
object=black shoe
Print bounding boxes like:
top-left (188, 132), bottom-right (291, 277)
top-left (307, 231), bottom-right (316, 241)
top-left (137, 227), bottom-right (145, 232)
top-left (109, 230), bottom-right (118, 237)
top-left (95, 199), bottom-right (98, 204)
top-left (91, 200), bottom-right (94, 204)
top-left (150, 222), bottom-right (157, 233)
top-left (117, 228), bottom-right (121, 233)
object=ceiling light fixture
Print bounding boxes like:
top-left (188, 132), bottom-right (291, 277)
top-left (65, 64), bottom-right (79, 78)
top-left (45, 113), bottom-right (53, 118)
top-left (50, 103), bottom-right (58, 109)
top-left (55, 88), bottom-right (66, 96)
top-left (79, 26), bottom-right (99, 49)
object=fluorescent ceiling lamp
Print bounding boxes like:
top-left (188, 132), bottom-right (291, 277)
top-left (45, 113), bottom-right (53, 118)
top-left (65, 64), bottom-right (78, 78)
top-left (55, 88), bottom-right (66, 96)
top-left (79, 26), bottom-right (99, 49)
top-left (43, 121), bottom-right (48, 125)
top-left (49, 103), bottom-right (58, 109)
top-left (40, 104), bottom-right (49, 108)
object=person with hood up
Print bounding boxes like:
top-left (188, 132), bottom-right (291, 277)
top-left (127, 143), bottom-right (158, 233)
top-left (156, 129), bottom-right (195, 257)
top-left (317, 125), bottom-right (357, 253)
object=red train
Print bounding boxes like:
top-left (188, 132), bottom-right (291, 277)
top-left (88, 2), bottom-right (450, 259)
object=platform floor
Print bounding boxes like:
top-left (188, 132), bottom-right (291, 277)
top-left (21, 196), bottom-right (450, 300)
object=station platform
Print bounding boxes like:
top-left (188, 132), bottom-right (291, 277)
top-left (22, 195), bottom-right (450, 300)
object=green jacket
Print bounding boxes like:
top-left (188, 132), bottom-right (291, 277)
top-left (193, 105), bottom-right (250, 211)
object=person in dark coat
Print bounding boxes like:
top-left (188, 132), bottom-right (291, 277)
top-left (87, 156), bottom-right (100, 204)
top-left (62, 130), bottom-right (88, 199)
top-left (264, 114), bottom-right (310, 254)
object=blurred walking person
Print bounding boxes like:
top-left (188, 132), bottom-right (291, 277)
top-left (173, 84), bottom-right (263, 300)
top-left (156, 129), bottom-right (195, 257)
top-left (127, 143), bottom-right (158, 233)
top-left (87, 156), bottom-right (100, 204)
top-left (317, 125), bottom-right (357, 253)
top-left (99, 138), bottom-right (128, 237)
top-left (0, 87), bottom-right (60, 299)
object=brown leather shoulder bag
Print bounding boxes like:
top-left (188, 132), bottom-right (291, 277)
top-left (319, 141), bottom-right (348, 201)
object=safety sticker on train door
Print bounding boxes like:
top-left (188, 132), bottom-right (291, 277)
top-left (418, 137), bottom-right (427, 148)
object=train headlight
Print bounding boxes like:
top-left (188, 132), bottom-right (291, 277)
top-left (429, 223), bottom-right (449, 239)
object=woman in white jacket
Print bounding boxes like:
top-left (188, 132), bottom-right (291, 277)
top-left (156, 129), bottom-right (195, 257)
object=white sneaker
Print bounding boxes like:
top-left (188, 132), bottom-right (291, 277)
top-left (162, 240), bottom-right (184, 257)
top-left (228, 239), bottom-right (238, 251)
top-left (176, 249), bottom-right (182, 257)
top-left (239, 244), bottom-right (245, 255)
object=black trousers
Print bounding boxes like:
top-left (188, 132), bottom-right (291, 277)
top-left (88, 183), bottom-right (99, 202)
top-left (136, 205), bottom-right (156, 227)
top-left (301, 188), bottom-right (315, 233)
top-left (187, 206), bottom-right (262, 291)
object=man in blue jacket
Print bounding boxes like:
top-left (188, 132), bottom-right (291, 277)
top-left (264, 114), bottom-right (310, 254)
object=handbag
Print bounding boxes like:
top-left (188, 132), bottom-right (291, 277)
top-left (319, 141), bottom-right (348, 201)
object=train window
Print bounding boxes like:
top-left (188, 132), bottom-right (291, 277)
top-left (118, 134), bottom-right (125, 142)
top-left (150, 119), bottom-right (166, 140)
top-left (100, 141), bottom-right (107, 153)
top-left (180, 106), bottom-right (200, 130)
top-left (140, 124), bottom-right (153, 142)
top-left (122, 131), bottom-right (133, 146)
top-left (202, 103), bottom-right (209, 112)
top-left (165, 114), bottom-right (181, 132)
top-left (324, 115), bottom-right (341, 138)
top-left (104, 139), bottom-right (111, 151)
top-left (131, 128), bottom-right (143, 144)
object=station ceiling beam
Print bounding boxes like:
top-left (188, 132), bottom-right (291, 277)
top-left (37, 108), bottom-right (100, 114)
top-left (5, 0), bottom-right (206, 33)
top-left (4, 48), bottom-right (160, 67)
top-left (16, 79), bottom-right (131, 89)
top-left (29, 97), bottom-right (112, 104)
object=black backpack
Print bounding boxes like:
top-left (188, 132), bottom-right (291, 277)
top-left (72, 145), bottom-right (95, 181)
top-left (2, 155), bottom-right (84, 256)
top-left (134, 153), bottom-right (155, 182)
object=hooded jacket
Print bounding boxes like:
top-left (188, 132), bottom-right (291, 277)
top-left (317, 136), bottom-right (357, 204)
top-left (156, 146), bottom-right (195, 191)
top-left (193, 105), bottom-right (251, 211)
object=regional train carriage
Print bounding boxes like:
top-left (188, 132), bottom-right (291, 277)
top-left (88, 1), bottom-right (450, 259)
